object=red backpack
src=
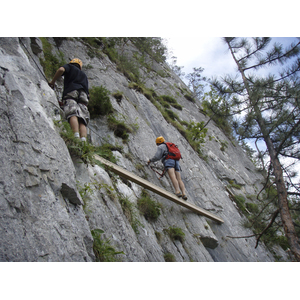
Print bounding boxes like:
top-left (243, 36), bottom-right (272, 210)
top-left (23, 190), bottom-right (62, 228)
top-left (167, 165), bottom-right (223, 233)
top-left (164, 142), bottom-right (182, 160)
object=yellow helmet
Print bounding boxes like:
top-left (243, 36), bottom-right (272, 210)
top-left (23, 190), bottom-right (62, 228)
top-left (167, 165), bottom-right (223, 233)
top-left (69, 58), bottom-right (83, 69)
top-left (156, 136), bottom-right (165, 144)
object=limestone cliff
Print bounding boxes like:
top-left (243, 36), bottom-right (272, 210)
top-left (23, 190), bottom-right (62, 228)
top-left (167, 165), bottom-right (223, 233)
top-left (0, 37), bottom-right (288, 261)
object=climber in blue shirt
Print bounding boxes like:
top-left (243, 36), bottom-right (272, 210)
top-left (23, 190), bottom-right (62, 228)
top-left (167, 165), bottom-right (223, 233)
top-left (147, 136), bottom-right (187, 200)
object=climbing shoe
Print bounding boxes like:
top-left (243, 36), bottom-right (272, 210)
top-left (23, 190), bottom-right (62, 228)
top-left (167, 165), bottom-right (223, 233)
top-left (182, 195), bottom-right (187, 200)
top-left (175, 192), bottom-right (182, 197)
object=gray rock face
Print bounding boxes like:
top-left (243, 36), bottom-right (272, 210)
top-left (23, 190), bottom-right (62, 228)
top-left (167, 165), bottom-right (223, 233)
top-left (0, 37), bottom-right (287, 261)
top-left (0, 38), bottom-right (93, 261)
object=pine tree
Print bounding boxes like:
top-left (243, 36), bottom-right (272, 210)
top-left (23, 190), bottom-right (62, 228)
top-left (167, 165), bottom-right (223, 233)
top-left (212, 37), bottom-right (300, 261)
top-left (186, 67), bottom-right (207, 100)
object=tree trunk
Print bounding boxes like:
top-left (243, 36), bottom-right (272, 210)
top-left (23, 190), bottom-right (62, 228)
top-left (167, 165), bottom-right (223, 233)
top-left (227, 41), bottom-right (300, 261)
top-left (263, 133), bottom-right (300, 261)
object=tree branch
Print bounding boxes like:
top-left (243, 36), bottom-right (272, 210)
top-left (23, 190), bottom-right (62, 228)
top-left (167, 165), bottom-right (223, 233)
top-left (275, 117), bottom-right (300, 159)
top-left (242, 41), bottom-right (300, 71)
top-left (288, 192), bottom-right (300, 196)
top-left (255, 209), bottom-right (279, 248)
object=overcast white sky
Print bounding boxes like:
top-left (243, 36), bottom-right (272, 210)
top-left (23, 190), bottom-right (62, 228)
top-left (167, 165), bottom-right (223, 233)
top-left (164, 37), bottom-right (300, 83)
top-left (164, 37), bottom-right (235, 81)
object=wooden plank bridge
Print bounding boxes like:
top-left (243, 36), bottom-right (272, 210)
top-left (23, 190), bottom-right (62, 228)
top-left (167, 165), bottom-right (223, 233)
top-left (94, 154), bottom-right (224, 224)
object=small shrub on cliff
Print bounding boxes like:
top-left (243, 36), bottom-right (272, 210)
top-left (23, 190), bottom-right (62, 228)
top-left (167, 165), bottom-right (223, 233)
top-left (227, 180), bottom-right (242, 190)
top-left (80, 37), bottom-right (104, 59)
top-left (201, 88), bottom-right (233, 138)
top-left (180, 120), bottom-right (208, 157)
top-left (77, 182), bottom-right (94, 210)
top-left (164, 252), bottom-right (176, 262)
top-left (40, 37), bottom-right (67, 79)
top-left (89, 86), bottom-right (113, 118)
top-left (184, 94), bottom-right (196, 103)
top-left (159, 95), bottom-right (182, 110)
top-left (118, 54), bottom-right (140, 82)
top-left (172, 103), bottom-right (183, 110)
top-left (107, 115), bottom-right (132, 141)
top-left (233, 195), bottom-right (248, 215)
top-left (137, 190), bottom-right (161, 221)
top-left (55, 120), bottom-right (97, 165)
top-left (187, 121), bottom-right (208, 144)
top-left (112, 91), bottom-right (123, 102)
top-left (164, 109), bottom-right (179, 121)
top-left (55, 120), bottom-right (120, 165)
top-left (220, 140), bottom-right (228, 152)
top-left (245, 202), bottom-right (259, 214)
top-left (159, 95), bottom-right (177, 104)
top-left (166, 227), bottom-right (185, 243)
top-left (91, 229), bottom-right (124, 262)
top-left (119, 196), bottom-right (143, 234)
top-left (128, 82), bottom-right (145, 93)
top-left (95, 143), bottom-right (122, 164)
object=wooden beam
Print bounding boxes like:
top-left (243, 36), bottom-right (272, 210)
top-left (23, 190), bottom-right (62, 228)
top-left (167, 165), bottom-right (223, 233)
top-left (94, 155), bottom-right (224, 224)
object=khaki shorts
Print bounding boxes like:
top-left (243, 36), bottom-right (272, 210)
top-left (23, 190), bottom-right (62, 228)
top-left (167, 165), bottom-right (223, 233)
top-left (63, 90), bottom-right (90, 126)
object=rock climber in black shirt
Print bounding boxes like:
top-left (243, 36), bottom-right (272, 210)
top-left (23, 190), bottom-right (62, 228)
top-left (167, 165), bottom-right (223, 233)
top-left (49, 58), bottom-right (90, 142)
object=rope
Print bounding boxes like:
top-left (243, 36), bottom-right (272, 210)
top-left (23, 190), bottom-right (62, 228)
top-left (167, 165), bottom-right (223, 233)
top-left (149, 164), bottom-right (166, 179)
top-left (19, 38), bottom-right (65, 114)
top-left (18, 38), bottom-right (49, 82)
top-left (18, 38), bottom-right (62, 101)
